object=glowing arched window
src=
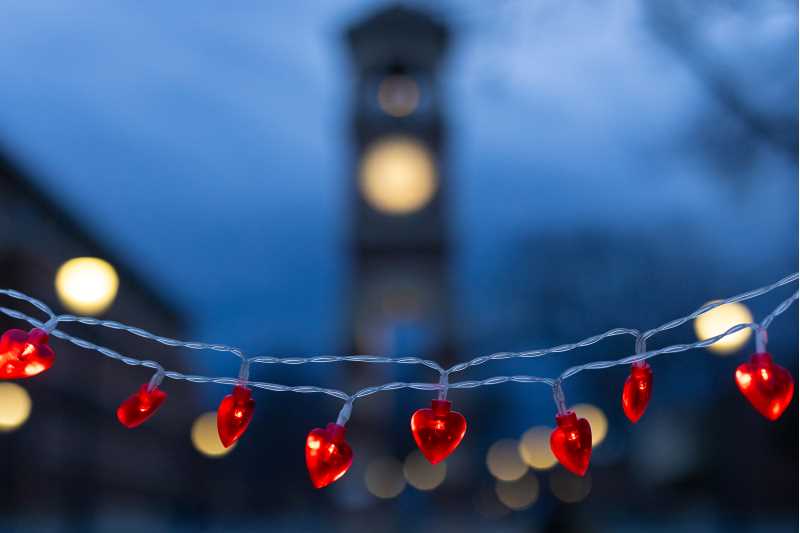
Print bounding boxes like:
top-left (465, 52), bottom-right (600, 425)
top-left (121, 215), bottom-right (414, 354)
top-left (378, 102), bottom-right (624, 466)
top-left (359, 136), bottom-right (437, 215)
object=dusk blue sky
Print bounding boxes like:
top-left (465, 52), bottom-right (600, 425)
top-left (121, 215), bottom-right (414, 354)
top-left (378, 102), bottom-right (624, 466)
top-left (0, 0), bottom-right (796, 375)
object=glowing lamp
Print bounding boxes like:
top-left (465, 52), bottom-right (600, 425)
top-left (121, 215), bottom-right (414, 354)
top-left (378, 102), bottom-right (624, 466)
top-left (305, 422), bottom-right (353, 488)
top-left (735, 353), bottom-right (794, 421)
top-left (0, 328), bottom-right (55, 379)
top-left (549, 411), bottom-right (592, 477)
top-left (217, 385), bottom-right (255, 448)
top-left (116, 383), bottom-right (167, 428)
top-left (410, 399), bottom-right (466, 464)
top-left (622, 362), bottom-right (653, 423)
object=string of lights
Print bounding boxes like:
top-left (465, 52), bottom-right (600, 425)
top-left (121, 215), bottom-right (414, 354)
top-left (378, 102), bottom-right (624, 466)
top-left (0, 271), bottom-right (797, 487)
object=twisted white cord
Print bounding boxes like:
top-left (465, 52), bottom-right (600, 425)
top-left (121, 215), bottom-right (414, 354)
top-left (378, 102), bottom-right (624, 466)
top-left (0, 272), bottom-right (797, 424)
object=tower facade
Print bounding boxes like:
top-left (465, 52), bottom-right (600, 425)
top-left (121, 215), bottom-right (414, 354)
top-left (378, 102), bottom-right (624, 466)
top-left (345, 6), bottom-right (452, 362)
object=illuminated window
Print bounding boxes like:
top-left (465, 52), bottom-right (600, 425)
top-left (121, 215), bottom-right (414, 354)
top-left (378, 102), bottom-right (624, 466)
top-left (377, 76), bottom-right (420, 117)
top-left (359, 136), bottom-right (437, 215)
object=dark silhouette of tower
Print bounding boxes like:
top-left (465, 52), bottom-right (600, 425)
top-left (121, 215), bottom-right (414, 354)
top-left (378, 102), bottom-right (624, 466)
top-left (345, 6), bottom-right (452, 371)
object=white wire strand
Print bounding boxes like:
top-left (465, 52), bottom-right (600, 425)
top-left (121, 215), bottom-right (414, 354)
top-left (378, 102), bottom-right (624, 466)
top-left (0, 272), bottom-right (797, 421)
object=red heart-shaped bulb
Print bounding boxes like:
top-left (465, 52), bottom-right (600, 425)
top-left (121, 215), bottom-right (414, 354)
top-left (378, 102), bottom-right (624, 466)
top-left (550, 411), bottom-right (592, 477)
top-left (306, 423), bottom-right (353, 489)
top-left (217, 385), bottom-right (255, 447)
top-left (735, 353), bottom-right (794, 421)
top-left (622, 362), bottom-right (653, 423)
top-left (0, 328), bottom-right (55, 379)
top-left (116, 383), bottom-right (167, 428)
top-left (411, 399), bottom-right (467, 464)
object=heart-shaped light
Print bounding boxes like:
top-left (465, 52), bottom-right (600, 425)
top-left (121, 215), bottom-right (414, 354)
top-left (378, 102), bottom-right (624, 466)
top-left (217, 385), bottom-right (255, 447)
top-left (411, 399), bottom-right (467, 464)
top-left (0, 328), bottom-right (55, 379)
top-left (116, 383), bottom-right (167, 428)
top-left (305, 422), bottom-right (353, 489)
top-left (735, 352), bottom-right (794, 421)
top-left (550, 411), bottom-right (592, 477)
top-left (622, 362), bottom-right (653, 423)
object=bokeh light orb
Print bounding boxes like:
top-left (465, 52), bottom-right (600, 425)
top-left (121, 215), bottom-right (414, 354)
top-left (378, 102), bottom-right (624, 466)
top-left (571, 404), bottom-right (608, 447)
top-left (55, 257), bottom-right (119, 315)
top-left (549, 469), bottom-right (592, 503)
top-left (495, 473), bottom-right (540, 510)
top-left (519, 426), bottom-right (558, 470)
top-left (403, 450), bottom-right (447, 491)
top-left (365, 456), bottom-right (406, 499)
top-left (694, 301), bottom-right (753, 355)
top-left (0, 383), bottom-right (32, 432)
top-left (486, 439), bottom-right (528, 481)
top-left (359, 136), bottom-right (437, 215)
top-left (191, 412), bottom-right (235, 457)
top-left (377, 75), bottom-right (420, 117)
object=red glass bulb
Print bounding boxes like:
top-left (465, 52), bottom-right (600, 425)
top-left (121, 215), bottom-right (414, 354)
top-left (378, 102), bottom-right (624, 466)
top-left (305, 422), bottom-right (353, 489)
top-left (622, 362), bottom-right (653, 423)
top-left (735, 353), bottom-right (794, 421)
top-left (116, 383), bottom-right (167, 428)
top-left (217, 385), bottom-right (255, 447)
top-left (550, 411), bottom-right (592, 477)
top-left (410, 399), bottom-right (467, 464)
top-left (0, 328), bottom-right (55, 379)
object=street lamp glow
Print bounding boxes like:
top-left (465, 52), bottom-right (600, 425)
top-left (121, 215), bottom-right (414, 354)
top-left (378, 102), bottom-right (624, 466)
top-left (694, 301), bottom-right (753, 355)
top-left (55, 257), bottom-right (119, 315)
top-left (359, 136), bottom-right (437, 215)
top-left (0, 383), bottom-right (32, 432)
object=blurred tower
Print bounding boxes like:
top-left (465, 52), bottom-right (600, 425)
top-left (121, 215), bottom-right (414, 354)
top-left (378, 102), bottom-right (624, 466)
top-left (344, 6), bottom-right (452, 368)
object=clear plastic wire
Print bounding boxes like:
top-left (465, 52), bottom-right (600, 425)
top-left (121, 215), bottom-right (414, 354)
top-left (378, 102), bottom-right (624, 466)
top-left (0, 272), bottom-right (796, 421)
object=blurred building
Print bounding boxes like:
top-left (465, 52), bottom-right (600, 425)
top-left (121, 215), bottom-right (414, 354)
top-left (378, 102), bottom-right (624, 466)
top-left (345, 5), bottom-right (453, 368)
top-left (0, 147), bottom-right (208, 527)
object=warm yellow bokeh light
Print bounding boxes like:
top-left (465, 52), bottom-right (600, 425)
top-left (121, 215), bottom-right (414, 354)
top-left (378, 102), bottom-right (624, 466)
top-left (55, 257), bottom-right (119, 315)
top-left (378, 76), bottom-right (420, 117)
top-left (519, 426), bottom-right (558, 470)
top-left (359, 136), bottom-right (437, 215)
top-left (495, 473), bottom-right (540, 510)
top-left (571, 404), bottom-right (608, 447)
top-left (403, 450), bottom-right (447, 491)
top-left (0, 383), bottom-right (32, 432)
top-left (486, 439), bottom-right (528, 481)
top-left (365, 456), bottom-right (406, 499)
top-left (694, 301), bottom-right (753, 355)
top-left (191, 412), bottom-right (235, 457)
